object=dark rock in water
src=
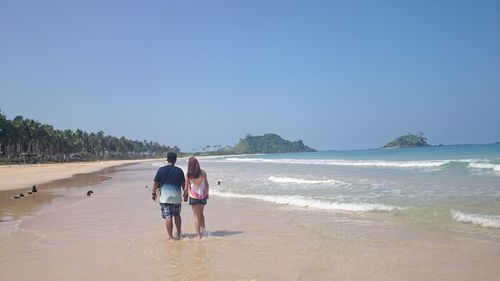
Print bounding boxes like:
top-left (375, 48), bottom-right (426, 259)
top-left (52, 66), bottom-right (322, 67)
top-left (145, 185), bottom-right (148, 189)
top-left (19, 193), bottom-right (24, 197)
top-left (13, 195), bottom-right (20, 199)
top-left (32, 185), bottom-right (38, 192)
top-left (27, 192), bottom-right (32, 194)
top-left (218, 181), bottom-right (221, 186)
top-left (87, 190), bottom-right (94, 196)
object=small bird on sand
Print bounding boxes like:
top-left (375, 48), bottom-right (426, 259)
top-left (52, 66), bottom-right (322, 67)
top-left (86, 190), bottom-right (94, 196)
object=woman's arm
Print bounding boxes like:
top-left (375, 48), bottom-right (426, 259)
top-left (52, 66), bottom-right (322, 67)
top-left (183, 173), bottom-right (189, 201)
top-left (203, 170), bottom-right (209, 198)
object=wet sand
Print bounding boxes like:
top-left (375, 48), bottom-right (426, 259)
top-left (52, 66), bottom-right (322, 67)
top-left (0, 162), bottom-right (499, 281)
top-left (0, 159), bottom-right (162, 192)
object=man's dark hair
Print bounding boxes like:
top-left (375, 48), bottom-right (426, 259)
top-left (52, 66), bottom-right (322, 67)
top-left (167, 152), bottom-right (177, 163)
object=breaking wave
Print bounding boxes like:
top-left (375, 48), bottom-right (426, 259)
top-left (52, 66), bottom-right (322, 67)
top-left (467, 162), bottom-right (500, 172)
top-left (451, 210), bottom-right (500, 229)
top-left (225, 157), bottom-right (452, 168)
top-left (224, 157), bottom-right (500, 173)
top-left (268, 176), bottom-right (344, 185)
top-left (211, 190), bottom-right (399, 212)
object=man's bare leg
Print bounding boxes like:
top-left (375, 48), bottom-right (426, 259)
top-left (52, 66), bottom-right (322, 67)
top-left (165, 218), bottom-right (174, 240)
top-left (174, 215), bottom-right (182, 239)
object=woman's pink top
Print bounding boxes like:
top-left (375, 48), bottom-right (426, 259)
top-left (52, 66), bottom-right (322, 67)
top-left (189, 173), bottom-right (208, 199)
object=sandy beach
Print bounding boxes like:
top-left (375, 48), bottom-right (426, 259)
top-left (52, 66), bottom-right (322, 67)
top-left (0, 159), bottom-right (164, 192)
top-left (0, 160), bottom-right (499, 281)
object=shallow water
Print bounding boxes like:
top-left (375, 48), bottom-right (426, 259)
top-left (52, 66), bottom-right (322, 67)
top-left (1, 158), bottom-right (499, 280)
top-left (198, 144), bottom-right (500, 234)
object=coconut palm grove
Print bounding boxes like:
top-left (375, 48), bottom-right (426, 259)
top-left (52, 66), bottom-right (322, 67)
top-left (0, 110), bottom-right (179, 163)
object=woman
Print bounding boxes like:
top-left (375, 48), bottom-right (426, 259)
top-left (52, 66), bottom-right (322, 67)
top-left (185, 157), bottom-right (209, 239)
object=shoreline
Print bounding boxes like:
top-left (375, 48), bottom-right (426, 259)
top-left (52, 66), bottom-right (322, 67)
top-left (0, 158), bottom-right (165, 192)
top-left (0, 161), bottom-right (499, 280)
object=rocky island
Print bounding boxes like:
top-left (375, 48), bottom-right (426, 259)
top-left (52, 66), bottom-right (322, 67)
top-left (196, 133), bottom-right (317, 155)
top-left (383, 133), bottom-right (430, 149)
top-left (232, 133), bottom-right (316, 154)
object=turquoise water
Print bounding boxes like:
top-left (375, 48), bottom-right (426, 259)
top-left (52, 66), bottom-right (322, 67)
top-left (187, 144), bottom-right (500, 232)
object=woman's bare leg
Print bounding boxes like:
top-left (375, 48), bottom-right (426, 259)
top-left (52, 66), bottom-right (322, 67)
top-left (192, 205), bottom-right (201, 238)
top-left (200, 204), bottom-right (206, 230)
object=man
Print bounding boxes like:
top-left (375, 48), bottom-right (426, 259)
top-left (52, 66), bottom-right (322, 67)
top-left (152, 152), bottom-right (187, 240)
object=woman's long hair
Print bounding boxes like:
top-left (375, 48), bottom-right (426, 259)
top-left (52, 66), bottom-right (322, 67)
top-left (187, 157), bottom-right (201, 179)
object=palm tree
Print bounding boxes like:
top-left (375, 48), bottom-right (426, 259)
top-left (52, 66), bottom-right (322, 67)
top-left (0, 112), bottom-right (175, 163)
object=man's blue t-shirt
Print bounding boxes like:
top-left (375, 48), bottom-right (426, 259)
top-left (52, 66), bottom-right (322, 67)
top-left (153, 165), bottom-right (185, 204)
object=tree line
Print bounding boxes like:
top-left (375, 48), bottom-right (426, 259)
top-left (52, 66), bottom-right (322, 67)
top-left (0, 110), bottom-right (179, 164)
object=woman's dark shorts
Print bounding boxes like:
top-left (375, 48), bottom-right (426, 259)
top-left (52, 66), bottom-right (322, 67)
top-left (189, 197), bottom-right (207, 205)
top-left (160, 203), bottom-right (181, 219)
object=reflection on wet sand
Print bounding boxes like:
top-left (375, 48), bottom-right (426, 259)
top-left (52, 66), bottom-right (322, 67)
top-left (158, 237), bottom-right (213, 280)
top-left (0, 167), bottom-right (115, 222)
top-left (192, 242), bottom-right (209, 280)
top-left (209, 230), bottom-right (243, 237)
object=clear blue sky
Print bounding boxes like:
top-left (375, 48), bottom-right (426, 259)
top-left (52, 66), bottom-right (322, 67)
top-left (1, 0), bottom-right (499, 151)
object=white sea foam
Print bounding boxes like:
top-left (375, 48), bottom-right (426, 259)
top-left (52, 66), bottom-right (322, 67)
top-left (451, 210), bottom-right (500, 229)
top-left (224, 157), bottom-right (453, 169)
top-left (211, 190), bottom-right (399, 212)
top-left (467, 162), bottom-right (500, 172)
top-left (268, 176), bottom-right (343, 185)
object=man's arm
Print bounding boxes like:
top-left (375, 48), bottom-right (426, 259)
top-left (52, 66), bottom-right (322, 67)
top-left (152, 181), bottom-right (160, 201)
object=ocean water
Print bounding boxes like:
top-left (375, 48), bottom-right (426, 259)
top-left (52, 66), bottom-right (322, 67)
top-left (179, 144), bottom-right (500, 232)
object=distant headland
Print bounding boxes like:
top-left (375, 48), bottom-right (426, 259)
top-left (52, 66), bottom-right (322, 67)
top-left (193, 133), bottom-right (317, 155)
top-left (383, 133), bottom-right (431, 149)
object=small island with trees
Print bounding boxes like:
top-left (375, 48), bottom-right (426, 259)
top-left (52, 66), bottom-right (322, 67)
top-left (383, 133), bottom-right (430, 149)
top-left (194, 133), bottom-right (317, 155)
top-left (232, 133), bottom-right (316, 154)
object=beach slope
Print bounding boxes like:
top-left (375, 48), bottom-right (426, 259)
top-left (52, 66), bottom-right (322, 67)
top-left (0, 159), bottom-right (161, 192)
